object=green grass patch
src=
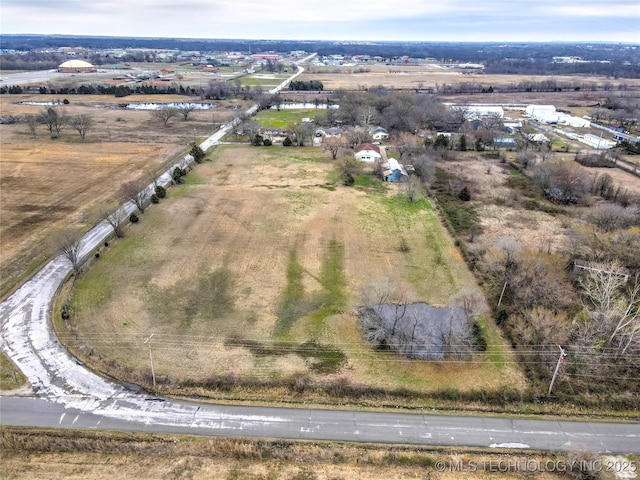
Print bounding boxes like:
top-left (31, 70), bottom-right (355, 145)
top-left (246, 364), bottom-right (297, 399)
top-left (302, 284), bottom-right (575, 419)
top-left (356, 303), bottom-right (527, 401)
top-left (505, 165), bottom-right (540, 198)
top-left (0, 352), bottom-right (26, 391)
top-left (275, 250), bottom-right (312, 336)
top-left (318, 239), bottom-right (346, 307)
top-left (254, 109), bottom-right (323, 130)
top-left (475, 315), bottom-right (508, 366)
top-left (73, 263), bottom-right (115, 313)
top-left (380, 195), bottom-right (433, 214)
top-left (353, 174), bottom-right (387, 193)
top-left (432, 167), bottom-right (480, 235)
top-left (147, 267), bottom-right (236, 329)
top-left (275, 239), bottom-right (347, 339)
top-left (239, 77), bottom-right (286, 87)
top-left (71, 215), bottom-right (168, 315)
top-left (522, 198), bottom-right (566, 215)
top-left (223, 337), bottom-right (345, 374)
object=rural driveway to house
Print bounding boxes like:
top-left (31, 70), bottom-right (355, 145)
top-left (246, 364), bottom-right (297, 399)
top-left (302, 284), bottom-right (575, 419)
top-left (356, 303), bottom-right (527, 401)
top-left (2, 61), bottom-right (640, 454)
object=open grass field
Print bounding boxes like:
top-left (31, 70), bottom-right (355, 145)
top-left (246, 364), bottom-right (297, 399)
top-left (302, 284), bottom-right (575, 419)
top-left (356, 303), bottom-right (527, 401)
top-left (300, 64), bottom-right (640, 93)
top-left (2, 427), bottom-right (583, 480)
top-left (0, 94), bottom-right (248, 299)
top-left (0, 352), bottom-right (25, 391)
top-left (256, 109), bottom-right (324, 129)
top-left (59, 144), bottom-right (524, 402)
top-left (239, 72), bottom-right (291, 89)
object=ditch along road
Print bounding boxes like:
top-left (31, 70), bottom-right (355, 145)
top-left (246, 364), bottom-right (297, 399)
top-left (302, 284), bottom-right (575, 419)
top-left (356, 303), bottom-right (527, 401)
top-left (2, 65), bottom-right (640, 454)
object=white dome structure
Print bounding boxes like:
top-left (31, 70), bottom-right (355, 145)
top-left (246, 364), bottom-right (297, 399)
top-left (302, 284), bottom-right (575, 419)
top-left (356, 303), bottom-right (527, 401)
top-left (58, 60), bottom-right (96, 73)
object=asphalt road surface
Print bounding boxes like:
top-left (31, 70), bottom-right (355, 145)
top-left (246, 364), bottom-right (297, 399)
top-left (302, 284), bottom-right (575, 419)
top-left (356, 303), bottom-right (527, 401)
top-left (1, 63), bottom-right (639, 453)
top-left (2, 396), bottom-right (639, 453)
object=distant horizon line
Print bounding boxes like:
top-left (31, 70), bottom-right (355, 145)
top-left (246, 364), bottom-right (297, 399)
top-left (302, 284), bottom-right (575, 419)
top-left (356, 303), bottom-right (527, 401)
top-left (1, 33), bottom-right (638, 45)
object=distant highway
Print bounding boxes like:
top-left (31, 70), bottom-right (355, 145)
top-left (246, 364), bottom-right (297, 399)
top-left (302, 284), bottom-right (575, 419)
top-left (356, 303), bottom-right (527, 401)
top-left (0, 69), bottom-right (68, 86)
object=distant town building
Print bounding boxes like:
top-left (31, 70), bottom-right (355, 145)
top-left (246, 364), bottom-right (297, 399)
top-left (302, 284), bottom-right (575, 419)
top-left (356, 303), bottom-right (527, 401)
top-left (58, 60), bottom-right (96, 73)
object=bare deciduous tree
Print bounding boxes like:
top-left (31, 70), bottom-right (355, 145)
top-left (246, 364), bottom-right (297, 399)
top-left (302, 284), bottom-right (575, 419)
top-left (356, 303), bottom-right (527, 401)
top-left (511, 307), bottom-right (572, 374)
top-left (24, 114), bottom-right (39, 138)
top-left (338, 156), bottom-right (363, 186)
top-left (586, 203), bottom-right (639, 232)
top-left (393, 132), bottom-right (418, 159)
top-left (404, 175), bottom-right (423, 203)
top-left (322, 136), bottom-right (343, 160)
top-left (152, 107), bottom-right (179, 127)
top-left (39, 107), bottom-right (66, 138)
top-left (120, 179), bottom-right (150, 213)
top-left (177, 103), bottom-right (196, 121)
top-left (578, 263), bottom-right (639, 356)
top-left (291, 121), bottom-right (314, 146)
top-left (97, 205), bottom-right (127, 238)
top-left (346, 126), bottom-right (373, 147)
top-left (51, 229), bottom-right (84, 274)
top-left (69, 114), bottom-right (94, 141)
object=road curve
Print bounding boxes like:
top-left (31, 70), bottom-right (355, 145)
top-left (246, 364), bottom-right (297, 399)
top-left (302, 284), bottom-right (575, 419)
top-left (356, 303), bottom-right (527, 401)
top-left (2, 60), bottom-right (640, 454)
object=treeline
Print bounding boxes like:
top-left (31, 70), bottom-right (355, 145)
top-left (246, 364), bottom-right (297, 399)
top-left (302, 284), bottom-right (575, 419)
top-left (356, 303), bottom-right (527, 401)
top-left (433, 78), bottom-right (640, 95)
top-left (485, 59), bottom-right (640, 79)
top-left (0, 52), bottom-right (63, 71)
top-left (289, 80), bottom-right (323, 91)
top-left (2, 35), bottom-right (638, 70)
top-left (0, 83), bottom-right (200, 97)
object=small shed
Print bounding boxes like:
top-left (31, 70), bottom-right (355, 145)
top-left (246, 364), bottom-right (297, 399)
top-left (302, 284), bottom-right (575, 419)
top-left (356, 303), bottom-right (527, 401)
top-left (382, 158), bottom-right (408, 182)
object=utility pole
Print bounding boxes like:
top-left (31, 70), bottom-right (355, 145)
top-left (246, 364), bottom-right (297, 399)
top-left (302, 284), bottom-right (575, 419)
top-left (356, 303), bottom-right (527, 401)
top-left (144, 334), bottom-right (156, 390)
top-left (497, 280), bottom-right (508, 307)
top-left (548, 345), bottom-right (567, 395)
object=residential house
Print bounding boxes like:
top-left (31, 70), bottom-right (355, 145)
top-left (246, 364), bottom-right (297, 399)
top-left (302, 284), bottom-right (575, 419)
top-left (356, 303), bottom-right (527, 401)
top-left (354, 143), bottom-right (382, 163)
top-left (323, 127), bottom-right (343, 137)
top-left (370, 126), bottom-right (389, 142)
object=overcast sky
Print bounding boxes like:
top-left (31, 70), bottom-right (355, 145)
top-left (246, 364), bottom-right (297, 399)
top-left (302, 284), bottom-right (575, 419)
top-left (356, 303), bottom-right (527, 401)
top-left (2, 0), bottom-right (639, 43)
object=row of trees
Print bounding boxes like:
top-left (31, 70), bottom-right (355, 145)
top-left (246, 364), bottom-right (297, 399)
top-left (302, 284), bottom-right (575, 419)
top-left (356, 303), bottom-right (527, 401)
top-left (52, 149), bottom-right (198, 276)
top-left (289, 80), bottom-right (324, 91)
top-left (24, 107), bottom-right (94, 140)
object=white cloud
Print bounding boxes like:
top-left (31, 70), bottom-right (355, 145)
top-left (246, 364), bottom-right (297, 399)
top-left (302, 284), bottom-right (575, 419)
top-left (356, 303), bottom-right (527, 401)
top-left (1, 0), bottom-right (638, 41)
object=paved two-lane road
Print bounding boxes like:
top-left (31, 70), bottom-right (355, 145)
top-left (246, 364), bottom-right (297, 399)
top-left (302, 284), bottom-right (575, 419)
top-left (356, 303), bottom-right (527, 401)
top-left (2, 396), bottom-right (639, 453)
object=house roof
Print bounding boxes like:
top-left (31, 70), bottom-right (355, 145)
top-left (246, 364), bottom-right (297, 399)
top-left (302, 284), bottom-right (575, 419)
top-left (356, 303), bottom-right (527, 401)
top-left (355, 143), bottom-right (381, 154)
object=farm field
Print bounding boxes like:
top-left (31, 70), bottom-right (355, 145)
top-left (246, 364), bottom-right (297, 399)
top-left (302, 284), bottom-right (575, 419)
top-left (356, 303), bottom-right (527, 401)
top-left (0, 94), bottom-right (246, 299)
top-left (300, 64), bottom-right (640, 92)
top-left (59, 144), bottom-right (524, 402)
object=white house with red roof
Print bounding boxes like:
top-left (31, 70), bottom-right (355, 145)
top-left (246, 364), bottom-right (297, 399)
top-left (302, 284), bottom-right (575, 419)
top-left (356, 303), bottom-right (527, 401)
top-left (354, 143), bottom-right (382, 163)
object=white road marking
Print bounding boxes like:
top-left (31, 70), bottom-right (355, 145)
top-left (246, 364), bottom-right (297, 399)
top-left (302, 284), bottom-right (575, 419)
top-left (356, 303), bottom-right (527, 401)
top-left (489, 443), bottom-right (530, 449)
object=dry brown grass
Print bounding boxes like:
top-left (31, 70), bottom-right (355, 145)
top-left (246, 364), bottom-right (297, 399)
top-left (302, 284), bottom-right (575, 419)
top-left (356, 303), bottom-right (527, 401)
top-left (441, 154), bottom-right (640, 257)
top-left (60, 144), bottom-right (525, 400)
top-left (301, 64), bottom-right (640, 93)
top-left (0, 427), bottom-right (568, 480)
top-left (0, 94), bottom-right (247, 298)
